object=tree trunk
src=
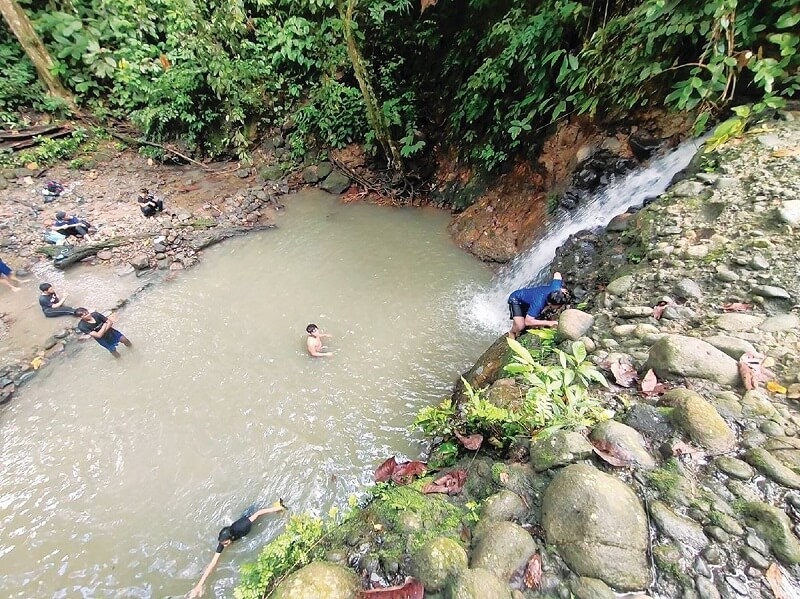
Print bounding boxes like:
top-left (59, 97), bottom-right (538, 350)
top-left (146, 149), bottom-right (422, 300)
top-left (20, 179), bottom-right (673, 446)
top-left (337, 0), bottom-right (403, 172)
top-left (0, 0), bottom-right (75, 107)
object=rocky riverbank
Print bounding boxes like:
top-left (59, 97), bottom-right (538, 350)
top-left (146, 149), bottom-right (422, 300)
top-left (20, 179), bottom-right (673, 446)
top-left (246, 114), bottom-right (800, 599)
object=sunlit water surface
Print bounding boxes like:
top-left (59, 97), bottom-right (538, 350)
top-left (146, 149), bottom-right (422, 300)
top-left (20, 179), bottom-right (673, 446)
top-left (0, 190), bottom-right (496, 598)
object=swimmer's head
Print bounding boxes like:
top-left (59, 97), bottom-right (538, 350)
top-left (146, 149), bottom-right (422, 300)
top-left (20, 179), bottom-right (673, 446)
top-left (306, 324), bottom-right (318, 335)
top-left (218, 527), bottom-right (233, 546)
top-left (546, 289), bottom-right (571, 306)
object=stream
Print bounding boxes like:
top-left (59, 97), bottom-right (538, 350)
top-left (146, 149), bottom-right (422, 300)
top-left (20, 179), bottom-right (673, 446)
top-left (0, 191), bottom-right (496, 598)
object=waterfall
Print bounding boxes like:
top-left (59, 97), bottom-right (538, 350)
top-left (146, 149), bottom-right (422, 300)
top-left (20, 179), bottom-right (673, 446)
top-left (465, 137), bottom-right (706, 334)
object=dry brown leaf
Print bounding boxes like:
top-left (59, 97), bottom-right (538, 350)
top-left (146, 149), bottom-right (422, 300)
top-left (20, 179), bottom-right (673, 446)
top-left (772, 147), bottom-right (800, 158)
top-left (765, 563), bottom-right (788, 599)
top-left (523, 553), bottom-right (543, 590)
top-left (739, 352), bottom-right (774, 391)
top-left (422, 469), bottom-right (467, 495)
top-left (640, 369), bottom-right (665, 396)
top-left (454, 431), bottom-right (484, 451)
top-left (499, 471), bottom-right (509, 484)
top-left (375, 457), bottom-right (398, 483)
top-left (652, 299), bottom-right (675, 320)
top-left (360, 577), bottom-right (424, 599)
top-left (591, 439), bottom-right (634, 467)
top-left (671, 440), bottom-right (703, 457)
top-left (391, 461), bottom-right (427, 485)
top-left (722, 302), bottom-right (753, 312)
top-left (610, 359), bottom-right (638, 388)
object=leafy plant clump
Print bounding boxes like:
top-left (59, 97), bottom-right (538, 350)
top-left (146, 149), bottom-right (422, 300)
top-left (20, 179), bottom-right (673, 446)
top-left (234, 514), bottom-right (326, 599)
top-left (415, 338), bottom-right (612, 446)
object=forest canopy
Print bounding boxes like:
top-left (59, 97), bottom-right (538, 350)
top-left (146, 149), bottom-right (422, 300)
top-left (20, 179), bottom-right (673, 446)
top-left (1, 0), bottom-right (798, 170)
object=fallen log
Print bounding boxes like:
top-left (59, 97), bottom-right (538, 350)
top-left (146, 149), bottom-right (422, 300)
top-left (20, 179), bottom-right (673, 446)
top-left (39, 237), bottom-right (143, 269)
top-left (0, 124), bottom-right (68, 141)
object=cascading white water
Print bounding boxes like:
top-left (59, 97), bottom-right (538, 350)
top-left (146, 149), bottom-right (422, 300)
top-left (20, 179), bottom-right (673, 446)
top-left (466, 137), bottom-right (706, 333)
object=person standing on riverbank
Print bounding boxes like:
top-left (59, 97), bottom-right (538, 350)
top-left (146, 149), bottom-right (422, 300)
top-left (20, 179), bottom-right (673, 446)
top-left (507, 272), bottom-right (571, 339)
top-left (188, 500), bottom-right (287, 599)
top-left (39, 283), bottom-right (75, 317)
top-left (74, 308), bottom-right (132, 357)
top-left (0, 258), bottom-right (23, 292)
top-left (306, 323), bottom-right (334, 357)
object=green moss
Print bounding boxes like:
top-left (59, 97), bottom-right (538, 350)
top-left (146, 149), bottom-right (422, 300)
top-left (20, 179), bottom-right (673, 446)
top-left (491, 463), bottom-right (509, 484)
top-left (645, 459), bottom-right (682, 495)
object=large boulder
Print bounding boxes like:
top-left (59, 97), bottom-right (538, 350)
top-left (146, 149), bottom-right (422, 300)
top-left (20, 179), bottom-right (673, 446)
top-left (454, 335), bottom-right (513, 402)
top-left (320, 170), bottom-right (351, 194)
top-left (703, 335), bottom-right (756, 360)
top-left (589, 420), bottom-right (657, 469)
top-left (662, 388), bottom-right (736, 453)
top-left (272, 561), bottom-right (360, 599)
top-left (740, 502), bottom-right (800, 564)
top-left (645, 335), bottom-right (740, 386)
top-left (558, 309), bottom-right (595, 341)
top-left (470, 521), bottom-right (536, 581)
top-left (411, 537), bottom-right (468, 592)
top-left (446, 568), bottom-right (512, 599)
top-left (529, 430), bottom-right (594, 472)
top-left (541, 464), bottom-right (649, 590)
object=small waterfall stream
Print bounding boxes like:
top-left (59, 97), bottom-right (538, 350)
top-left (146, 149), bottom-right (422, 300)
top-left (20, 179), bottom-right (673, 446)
top-left (466, 137), bottom-right (706, 333)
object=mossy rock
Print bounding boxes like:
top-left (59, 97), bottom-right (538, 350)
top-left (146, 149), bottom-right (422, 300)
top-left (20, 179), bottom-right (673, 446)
top-left (271, 561), bottom-right (360, 599)
top-left (662, 388), bottom-right (736, 453)
top-left (739, 501), bottom-right (800, 565)
top-left (470, 521), bottom-right (536, 581)
top-left (446, 567), bottom-right (512, 599)
top-left (411, 537), bottom-right (468, 592)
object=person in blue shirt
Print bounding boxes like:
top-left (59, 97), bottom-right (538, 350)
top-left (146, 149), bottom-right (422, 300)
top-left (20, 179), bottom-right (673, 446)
top-left (507, 272), bottom-right (571, 339)
top-left (52, 211), bottom-right (92, 242)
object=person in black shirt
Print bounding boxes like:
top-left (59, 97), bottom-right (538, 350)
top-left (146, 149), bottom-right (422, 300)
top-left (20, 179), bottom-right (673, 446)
top-left (137, 188), bottom-right (164, 217)
top-left (38, 283), bottom-right (75, 317)
top-left (74, 308), bottom-right (132, 357)
top-left (188, 500), bottom-right (287, 598)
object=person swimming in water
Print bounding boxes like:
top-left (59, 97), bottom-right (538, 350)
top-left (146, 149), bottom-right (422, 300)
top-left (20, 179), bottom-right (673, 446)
top-left (187, 500), bottom-right (287, 598)
top-left (306, 323), bottom-right (333, 357)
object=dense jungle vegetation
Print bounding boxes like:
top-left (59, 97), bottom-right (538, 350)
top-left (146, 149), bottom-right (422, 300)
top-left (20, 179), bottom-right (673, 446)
top-left (1, 0), bottom-right (799, 172)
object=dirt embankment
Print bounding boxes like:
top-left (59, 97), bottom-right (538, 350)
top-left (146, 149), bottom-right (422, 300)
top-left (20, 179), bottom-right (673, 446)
top-left (447, 111), bottom-right (696, 262)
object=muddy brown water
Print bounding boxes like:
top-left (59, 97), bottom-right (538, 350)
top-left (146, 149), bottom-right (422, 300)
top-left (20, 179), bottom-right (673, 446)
top-left (0, 190), bottom-right (497, 598)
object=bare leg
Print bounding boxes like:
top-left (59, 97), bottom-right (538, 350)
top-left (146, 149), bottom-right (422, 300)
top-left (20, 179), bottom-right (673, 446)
top-left (0, 276), bottom-right (20, 292)
top-left (120, 336), bottom-right (132, 348)
top-left (508, 316), bottom-right (526, 339)
top-left (110, 349), bottom-right (121, 358)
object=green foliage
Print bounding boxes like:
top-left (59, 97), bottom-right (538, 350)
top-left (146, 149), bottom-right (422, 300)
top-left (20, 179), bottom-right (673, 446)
top-left (414, 338), bottom-right (611, 445)
top-left (234, 514), bottom-right (325, 599)
top-left (0, 128), bottom-right (91, 168)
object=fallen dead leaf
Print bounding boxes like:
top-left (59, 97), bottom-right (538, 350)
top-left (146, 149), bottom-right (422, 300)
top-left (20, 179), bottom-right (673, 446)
top-left (454, 431), bottom-right (483, 451)
top-left (640, 369), bottom-right (665, 397)
top-left (765, 563), bottom-right (789, 599)
top-left (767, 381), bottom-right (788, 394)
top-left (374, 457), bottom-right (427, 485)
top-left (739, 352), bottom-right (775, 391)
top-left (721, 302), bottom-right (753, 312)
top-left (652, 299), bottom-right (675, 320)
top-left (375, 457), bottom-right (398, 483)
top-left (420, 0), bottom-right (439, 15)
top-left (591, 439), bottom-right (634, 467)
top-left (610, 359), bottom-right (638, 388)
top-left (422, 469), bottom-right (467, 495)
top-left (772, 147), bottom-right (800, 158)
top-left (360, 577), bottom-right (424, 599)
top-left (522, 553), bottom-right (543, 590)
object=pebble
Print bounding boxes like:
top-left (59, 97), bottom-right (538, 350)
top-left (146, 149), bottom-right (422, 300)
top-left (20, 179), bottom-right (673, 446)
top-left (748, 254), bottom-right (770, 270)
top-left (715, 265), bottom-right (740, 282)
top-left (715, 457), bottom-right (754, 480)
top-left (723, 575), bottom-right (749, 596)
top-left (751, 285), bottom-right (791, 299)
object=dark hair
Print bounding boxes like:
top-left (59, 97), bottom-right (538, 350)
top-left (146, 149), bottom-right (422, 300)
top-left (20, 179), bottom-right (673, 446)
top-left (139, 187), bottom-right (148, 194)
top-left (39, 282), bottom-right (52, 292)
top-left (55, 211), bottom-right (66, 220)
top-left (546, 289), bottom-right (571, 306)
top-left (218, 526), bottom-right (233, 543)
top-left (306, 323), bottom-right (318, 334)
top-left (73, 307), bottom-right (89, 317)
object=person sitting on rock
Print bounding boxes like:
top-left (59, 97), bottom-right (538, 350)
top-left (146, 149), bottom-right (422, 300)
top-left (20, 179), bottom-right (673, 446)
top-left (39, 282), bottom-right (75, 317)
top-left (137, 187), bottom-right (164, 217)
top-left (507, 272), bottom-right (571, 339)
top-left (188, 500), bottom-right (287, 598)
top-left (52, 211), bottom-right (92, 242)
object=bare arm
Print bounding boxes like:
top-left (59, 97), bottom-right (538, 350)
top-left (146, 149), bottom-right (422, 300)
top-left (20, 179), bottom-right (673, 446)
top-left (53, 293), bottom-right (68, 308)
top-left (524, 318), bottom-right (558, 328)
top-left (187, 552), bottom-right (221, 599)
top-left (87, 318), bottom-right (113, 339)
